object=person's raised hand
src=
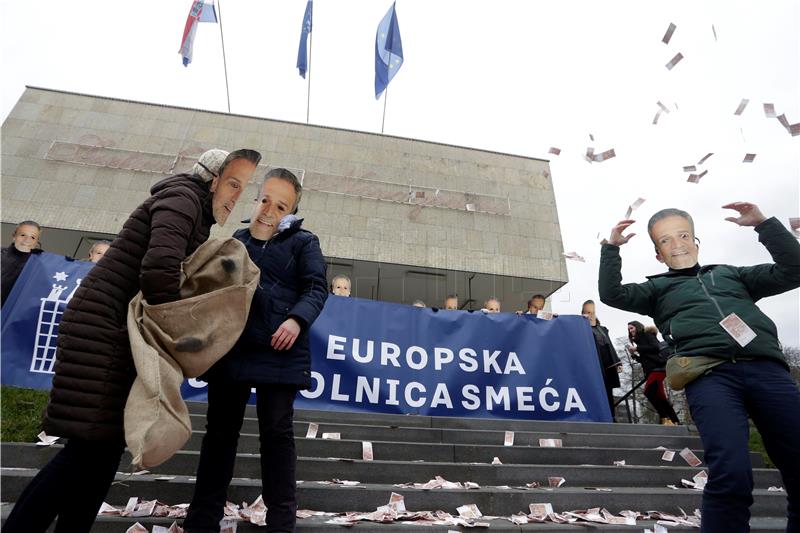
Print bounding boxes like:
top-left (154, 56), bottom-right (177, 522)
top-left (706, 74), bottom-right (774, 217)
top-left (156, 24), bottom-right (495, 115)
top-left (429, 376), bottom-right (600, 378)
top-left (722, 202), bottom-right (767, 227)
top-left (606, 219), bottom-right (636, 246)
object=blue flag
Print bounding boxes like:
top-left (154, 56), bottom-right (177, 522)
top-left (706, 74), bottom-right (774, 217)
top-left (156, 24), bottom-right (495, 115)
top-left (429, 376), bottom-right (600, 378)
top-left (198, 0), bottom-right (218, 23)
top-left (374, 2), bottom-right (404, 99)
top-left (296, 0), bottom-right (313, 78)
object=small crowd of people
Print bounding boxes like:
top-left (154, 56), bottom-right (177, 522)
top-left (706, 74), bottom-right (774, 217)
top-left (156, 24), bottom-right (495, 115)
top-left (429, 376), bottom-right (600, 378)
top-left (3, 146), bottom-right (798, 533)
top-left (328, 275), bottom-right (548, 316)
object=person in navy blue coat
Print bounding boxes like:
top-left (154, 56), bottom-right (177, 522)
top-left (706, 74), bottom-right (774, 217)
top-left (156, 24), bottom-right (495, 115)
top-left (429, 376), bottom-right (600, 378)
top-left (184, 168), bottom-right (328, 533)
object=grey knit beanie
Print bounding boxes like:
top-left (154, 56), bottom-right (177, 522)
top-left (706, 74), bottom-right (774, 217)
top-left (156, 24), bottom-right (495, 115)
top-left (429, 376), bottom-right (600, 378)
top-left (192, 149), bottom-right (229, 182)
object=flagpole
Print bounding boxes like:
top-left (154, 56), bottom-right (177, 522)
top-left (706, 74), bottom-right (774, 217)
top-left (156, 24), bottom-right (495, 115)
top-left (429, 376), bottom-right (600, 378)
top-left (381, 85), bottom-right (389, 134)
top-left (216, 0), bottom-right (232, 113)
top-left (306, 30), bottom-right (313, 123)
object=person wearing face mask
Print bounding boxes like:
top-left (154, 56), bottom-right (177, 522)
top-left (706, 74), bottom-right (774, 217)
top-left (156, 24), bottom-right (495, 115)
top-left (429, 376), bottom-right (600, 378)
top-left (3, 148), bottom-right (261, 533)
top-left (1, 220), bottom-right (43, 307)
top-left (599, 203), bottom-right (800, 533)
top-left (184, 168), bottom-right (327, 533)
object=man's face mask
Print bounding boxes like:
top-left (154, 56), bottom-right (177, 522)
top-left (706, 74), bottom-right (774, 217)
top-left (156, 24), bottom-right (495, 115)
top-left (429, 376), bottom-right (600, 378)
top-left (652, 215), bottom-right (699, 270)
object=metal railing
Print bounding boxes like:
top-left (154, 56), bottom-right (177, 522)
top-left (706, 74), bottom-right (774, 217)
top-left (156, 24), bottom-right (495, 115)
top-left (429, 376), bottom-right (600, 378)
top-left (614, 377), bottom-right (647, 424)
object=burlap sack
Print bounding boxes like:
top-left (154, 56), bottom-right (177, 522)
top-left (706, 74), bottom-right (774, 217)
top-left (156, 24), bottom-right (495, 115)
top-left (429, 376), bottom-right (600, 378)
top-left (125, 238), bottom-right (259, 468)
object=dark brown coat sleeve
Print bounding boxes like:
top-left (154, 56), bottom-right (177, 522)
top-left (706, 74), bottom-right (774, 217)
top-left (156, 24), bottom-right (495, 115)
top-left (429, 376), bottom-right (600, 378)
top-left (139, 187), bottom-right (202, 305)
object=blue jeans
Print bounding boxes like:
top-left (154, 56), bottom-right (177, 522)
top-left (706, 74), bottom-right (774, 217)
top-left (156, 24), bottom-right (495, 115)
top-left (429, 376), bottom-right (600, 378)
top-left (685, 359), bottom-right (800, 533)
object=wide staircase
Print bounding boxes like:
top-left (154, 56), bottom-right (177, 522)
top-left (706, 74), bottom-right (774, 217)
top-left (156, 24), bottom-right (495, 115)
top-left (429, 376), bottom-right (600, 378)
top-left (1, 401), bottom-right (789, 531)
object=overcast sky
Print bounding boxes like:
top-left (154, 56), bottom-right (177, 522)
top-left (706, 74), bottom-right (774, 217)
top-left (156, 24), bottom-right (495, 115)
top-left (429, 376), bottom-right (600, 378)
top-left (2, 0), bottom-right (798, 347)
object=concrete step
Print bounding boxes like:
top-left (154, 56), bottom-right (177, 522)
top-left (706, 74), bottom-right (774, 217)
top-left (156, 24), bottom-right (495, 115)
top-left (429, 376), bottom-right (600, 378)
top-left (0, 468), bottom-right (790, 517)
top-left (2, 444), bottom-right (782, 489)
top-left (0, 504), bottom-right (789, 533)
top-left (181, 432), bottom-right (762, 468)
top-left (187, 402), bottom-right (693, 437)
top-left (190, 415), bottom-right (704, 449)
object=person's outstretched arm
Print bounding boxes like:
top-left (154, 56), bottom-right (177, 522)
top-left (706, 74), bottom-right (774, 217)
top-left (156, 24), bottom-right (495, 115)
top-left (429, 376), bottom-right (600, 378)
top-left (599, 219), bottom-right (656, 315)
top-left (722, 202), bottom-right (800, 299)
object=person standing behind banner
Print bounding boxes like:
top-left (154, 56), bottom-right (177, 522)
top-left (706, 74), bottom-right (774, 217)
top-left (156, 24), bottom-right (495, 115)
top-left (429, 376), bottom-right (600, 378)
top-left (84, 240), bottom-right (111, 263)
top-left (482, 296), bottom-right (501, 313)
top-left (3, 148), bottom-right (260, 533)
top-left (527, 293), bottom-right (546, 314)
top-left (184, 168), bottom-right (327, 533)
top-left (581, 299), bottom-right (623, 422)
top-left (1, 220), bottom-right (43, 307)
top-left (330, 274), bottom-right (351, 296)
top-left (627, 321), bottom-right (680, 425)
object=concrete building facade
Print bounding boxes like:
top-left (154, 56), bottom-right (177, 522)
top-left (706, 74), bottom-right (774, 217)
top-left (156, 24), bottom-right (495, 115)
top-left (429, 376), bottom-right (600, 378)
top-left (1, 87), bottom-right (567, 310)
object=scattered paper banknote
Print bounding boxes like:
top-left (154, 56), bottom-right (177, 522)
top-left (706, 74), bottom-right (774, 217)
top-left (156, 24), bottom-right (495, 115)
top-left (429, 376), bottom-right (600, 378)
top-left (36, 431), bottom-right (59, 446)
top-left (665, 52), bottom-right (684, 70)
top-left (362, 441), bottom-right (374, 461)
top-left (652, 110), bottom-right (662, 125)
top-left (625, 197), bottom-right (645, 219)
top-left (679, 447), bottom-right (702, 467)
top-left (456, 504), bottom-right (483, 519)
top-left (788, 218), bottom-right (799, 237)
top-left (734, 98), bottom-right (749, 115)
top-left (593, 148), bottom-right (616, 162)
top-left (697, 152), bottom-right (714, 165)
top-left (305, 423), bottom-right (318, 438)
top-left (562, 252), bottom-right (585, 263)
top-left (539, 438), bottom-right (563, 447)
top-left (662, 23), bottom-right (677, 44)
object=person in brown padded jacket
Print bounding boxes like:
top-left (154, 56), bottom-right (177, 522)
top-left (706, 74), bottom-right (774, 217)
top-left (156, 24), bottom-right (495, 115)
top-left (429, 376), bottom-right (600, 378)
top-left (4, 148), bottom-right (261, 533)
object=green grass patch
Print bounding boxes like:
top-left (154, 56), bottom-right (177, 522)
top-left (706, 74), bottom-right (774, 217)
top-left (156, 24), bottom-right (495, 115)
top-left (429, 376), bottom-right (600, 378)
top-left (1, 386), bottom-right (49, 442)
top-left (749, 425), bottom-right (774, 468)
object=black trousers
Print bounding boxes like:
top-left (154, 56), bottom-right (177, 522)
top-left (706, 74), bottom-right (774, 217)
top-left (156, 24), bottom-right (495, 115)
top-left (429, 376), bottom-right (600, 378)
top-left (604, 384), bottom-right (617, 422)
top-left (4, 438), bottom-right (125, 533)
top-left (644, 372), bottom-right (680, 424)
top-left (184, 381), bottom-right (298, 533)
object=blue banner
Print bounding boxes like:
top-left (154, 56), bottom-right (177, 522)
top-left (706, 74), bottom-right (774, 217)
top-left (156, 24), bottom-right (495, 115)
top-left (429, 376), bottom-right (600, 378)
top-left (2, 254), bottom-right (611, 422)
top-left (185, 296), bottom-right (612, 422)
top-left (1, 252), bottom-right (94, 389)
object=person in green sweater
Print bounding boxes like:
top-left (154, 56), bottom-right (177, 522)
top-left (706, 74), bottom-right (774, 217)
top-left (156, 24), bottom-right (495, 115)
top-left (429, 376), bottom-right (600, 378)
top-left (598, 201), bottom-right (800, 533)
